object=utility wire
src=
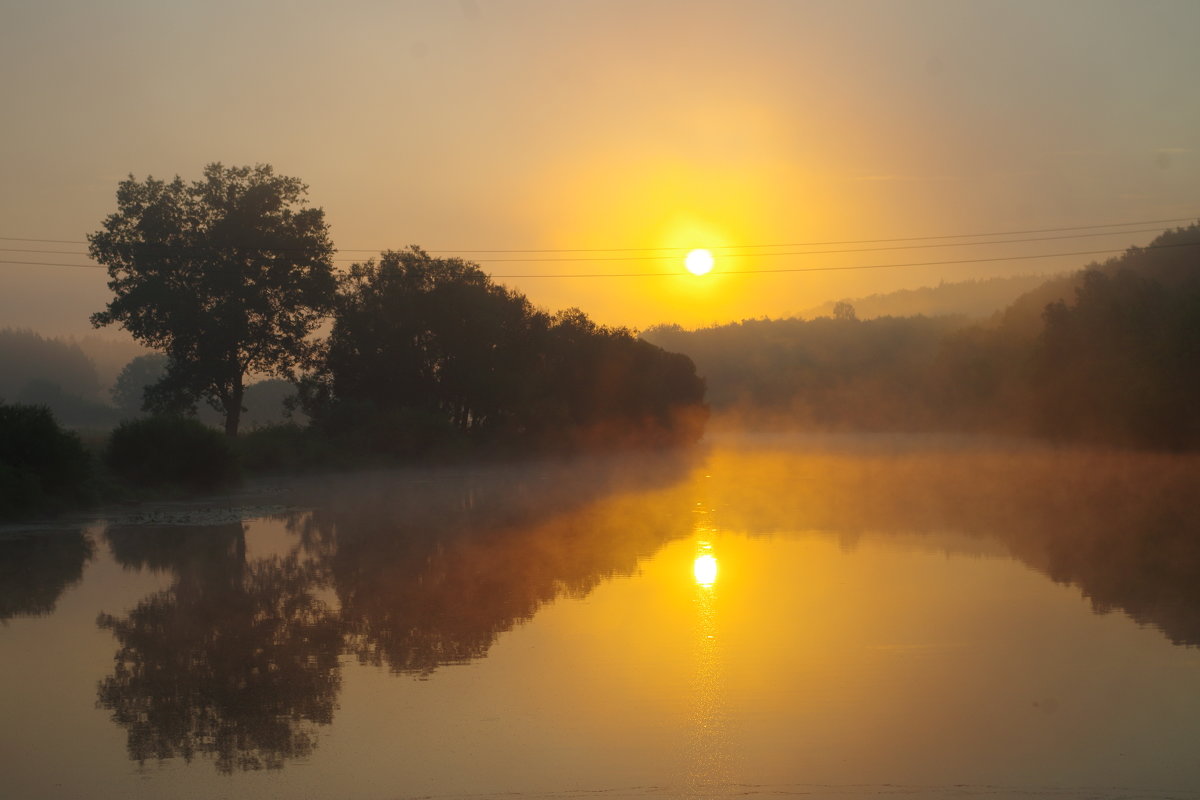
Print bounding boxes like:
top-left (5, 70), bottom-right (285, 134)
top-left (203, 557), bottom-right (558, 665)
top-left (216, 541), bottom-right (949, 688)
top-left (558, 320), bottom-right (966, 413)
top-left (485, 241), bottom-right (1200, 278)
top-left (3, 241), bottom-right (1197, 278)
top-left (0, 215), bottom-right (1194, 254)
top-left (437, 215), bottom-right (1200, 253)
top-left (0, 225), bottom-right (1181, 265)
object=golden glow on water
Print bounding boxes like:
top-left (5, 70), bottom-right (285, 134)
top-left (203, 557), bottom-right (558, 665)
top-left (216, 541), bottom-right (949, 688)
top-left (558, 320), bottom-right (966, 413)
top-left (688, 532), bottom-right (729, 794)
top-left (11, 446), bottom-right (1200, 798)
top-left (693, 553), bottom-right (719, 586)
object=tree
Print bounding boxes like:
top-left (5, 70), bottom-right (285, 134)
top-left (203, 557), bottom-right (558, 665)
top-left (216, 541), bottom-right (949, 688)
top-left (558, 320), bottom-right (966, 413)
top-left (307, 247), bottom-right (547, 442)
top-left (303, 247), bottom-right (708, 451)
top-left (0, 402), bottom-right (93, 519)
top-left (90, 164), bottom-right (337, 436)
top-left (832, 300), bottom-right (858, 321)
top-left (111, 353), bottom-right (168, 415)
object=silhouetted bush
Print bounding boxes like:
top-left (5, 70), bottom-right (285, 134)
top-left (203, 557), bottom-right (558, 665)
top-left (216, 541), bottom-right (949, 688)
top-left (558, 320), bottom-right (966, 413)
top-left (236, 423), bottom-right (353, 472)
top-left (0, 402), bottom-right (93, 519)
top-left (105, 417), bottom-right (238, 490)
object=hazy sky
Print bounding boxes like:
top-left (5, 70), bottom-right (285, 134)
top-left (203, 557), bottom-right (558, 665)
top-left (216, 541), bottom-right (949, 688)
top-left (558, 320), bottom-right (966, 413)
top-left (2, 0), bottom-right (1197, 335)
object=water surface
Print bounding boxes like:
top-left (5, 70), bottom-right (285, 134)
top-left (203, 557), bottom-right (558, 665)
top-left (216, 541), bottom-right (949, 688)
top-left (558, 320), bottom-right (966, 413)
top-left (3, 437), bottom-right (1200, 799)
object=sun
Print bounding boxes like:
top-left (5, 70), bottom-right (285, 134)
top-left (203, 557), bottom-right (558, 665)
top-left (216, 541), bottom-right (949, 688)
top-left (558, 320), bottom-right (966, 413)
top-left (684, 248), bottom-right (714, 276)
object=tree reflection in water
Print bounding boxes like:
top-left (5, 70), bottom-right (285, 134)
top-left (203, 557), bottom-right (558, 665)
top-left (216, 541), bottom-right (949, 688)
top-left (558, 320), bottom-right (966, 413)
top-left (293, 454), bottom-right (694, 676)
top-left (95, 452), bottom-right (695, 771)
top-left (97, 524), bottom-right (342, 773)
top-left (707, 441), bottom-right (1200, 645)
top-left (0, 529), bottom-right (92, 621)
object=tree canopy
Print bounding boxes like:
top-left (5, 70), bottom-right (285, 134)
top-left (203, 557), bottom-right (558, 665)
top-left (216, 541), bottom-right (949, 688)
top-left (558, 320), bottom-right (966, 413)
top-left (303, 247), bottom-right (708, 451)
top-left (90, 163), bottom-right (337, 436)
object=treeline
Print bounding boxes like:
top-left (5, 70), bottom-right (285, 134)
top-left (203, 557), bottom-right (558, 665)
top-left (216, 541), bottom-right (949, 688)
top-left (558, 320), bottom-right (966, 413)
top-left (2, 163), bottom-right (707, 519)
top-left (0, 329), bottom-right (297, 430)
top-left (80, 164), bottom-right (705, 450)
top-left (299, 247), bottom-right (707, 454)
top-left (645, 222), bottom-right (1200, 450)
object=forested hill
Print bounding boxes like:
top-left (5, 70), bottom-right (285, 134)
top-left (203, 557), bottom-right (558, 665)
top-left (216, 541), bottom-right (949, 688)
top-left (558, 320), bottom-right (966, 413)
top-left (644, 222), bottom-right (1200, 450)
top-left (799, 274), bottom-right (1055, 321)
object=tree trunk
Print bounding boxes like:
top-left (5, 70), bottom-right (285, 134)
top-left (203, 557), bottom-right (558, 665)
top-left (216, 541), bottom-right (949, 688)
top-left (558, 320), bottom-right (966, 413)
top-left (224, 376), bottom-right (244, 437)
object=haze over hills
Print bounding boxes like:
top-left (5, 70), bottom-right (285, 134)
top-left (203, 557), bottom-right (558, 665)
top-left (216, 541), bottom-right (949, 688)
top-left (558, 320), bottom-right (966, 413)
top-left (644, 222), bottom-right (1200, 449)
top-left (798, 273), bottom-right (1061, 321)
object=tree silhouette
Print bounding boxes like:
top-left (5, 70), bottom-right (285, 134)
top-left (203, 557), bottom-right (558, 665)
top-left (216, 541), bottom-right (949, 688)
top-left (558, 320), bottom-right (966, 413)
top-left (311, 247), bottom-right (544, 442)
top-left (1033, 266), bottom-right (1200, 448)
top-left (832, 301), bottom-right (857, 321)
top-left (90, 164), bottom-right (337, 436)
top-left (110, 353), bottom-right (168, 415)
top-left (304, 247), bottom-right (707, 452)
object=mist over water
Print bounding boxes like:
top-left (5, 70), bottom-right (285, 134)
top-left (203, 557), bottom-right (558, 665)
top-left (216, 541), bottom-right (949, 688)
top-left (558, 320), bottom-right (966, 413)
top-left (2, 436), bottom-right (1200, 798)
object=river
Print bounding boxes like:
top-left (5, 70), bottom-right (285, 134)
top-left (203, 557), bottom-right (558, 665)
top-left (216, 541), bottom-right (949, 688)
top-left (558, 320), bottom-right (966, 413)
top-left (3, 435), bottom-right (1200, 799)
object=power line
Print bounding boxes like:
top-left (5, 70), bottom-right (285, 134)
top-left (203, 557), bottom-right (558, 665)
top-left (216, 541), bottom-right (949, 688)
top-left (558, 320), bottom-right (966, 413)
top-left (3, 240), bottom-right (1196, 278)
top-left (0, 225), bottom-right (1180, 265)
top-left (484, 241), bottom-right (1200, 278)
top-left (386, 226), bottom-right (1175, 263)
top-left (0, 215), bottom-right (1194, 254)
top-left (435, 215), bottom-right (1200, 253)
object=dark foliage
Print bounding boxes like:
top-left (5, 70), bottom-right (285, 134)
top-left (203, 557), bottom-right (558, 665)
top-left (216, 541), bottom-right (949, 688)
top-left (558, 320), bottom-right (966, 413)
top-left (110, 353), bottom-right (168, 414)
top-left (0, 402), bottom-right (93, 519)
top-left (1034, 267), bottom-right (1200, 448)
top-left (104, 416), bottom-right (239, 490)
top-left (90, 163), bottom-right (337, 436)
top-left (302, 247), bottom-right (707, 454)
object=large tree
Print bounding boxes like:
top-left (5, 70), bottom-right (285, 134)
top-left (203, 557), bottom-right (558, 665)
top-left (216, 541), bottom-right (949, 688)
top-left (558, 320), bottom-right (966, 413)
top-left (90, 163), bottom-right (336, 436)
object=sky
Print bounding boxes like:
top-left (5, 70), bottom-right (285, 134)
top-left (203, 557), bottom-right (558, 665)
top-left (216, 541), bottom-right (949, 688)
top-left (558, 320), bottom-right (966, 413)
top-left (2, 0), bottom-right (1198, 336)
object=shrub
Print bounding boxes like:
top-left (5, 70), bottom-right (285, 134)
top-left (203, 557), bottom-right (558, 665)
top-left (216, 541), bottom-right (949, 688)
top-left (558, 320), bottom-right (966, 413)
top-left (0, 402), bottom-right (93, 519)
top-left (105, 416), bottom-right (239, 491)
top-left (235, 423), bottom-right (332, 473)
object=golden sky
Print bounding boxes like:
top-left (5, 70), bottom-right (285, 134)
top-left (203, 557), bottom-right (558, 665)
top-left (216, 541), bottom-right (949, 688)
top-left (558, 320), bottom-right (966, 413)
top-left (2, 0), bottom-right (1198, 334)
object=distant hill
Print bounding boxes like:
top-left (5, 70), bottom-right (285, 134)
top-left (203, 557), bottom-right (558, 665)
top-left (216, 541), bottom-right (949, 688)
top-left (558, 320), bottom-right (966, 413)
top-left (996, 222), bottom-right (1200, 339)
top-left (800, 274), bottom-right (1059, 321)
top-left (644, 221), bottom-right (1200, 448)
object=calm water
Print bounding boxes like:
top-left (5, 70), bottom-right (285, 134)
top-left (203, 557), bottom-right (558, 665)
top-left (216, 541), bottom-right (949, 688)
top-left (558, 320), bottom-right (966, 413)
top-left (4, 437), bottom-right (1200, 800)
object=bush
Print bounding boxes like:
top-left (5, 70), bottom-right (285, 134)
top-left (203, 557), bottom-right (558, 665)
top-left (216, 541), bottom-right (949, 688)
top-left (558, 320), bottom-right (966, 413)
top-left (235, 423), bottom-right (333, 473)
top-left (0, 402), bottom-right (93, 519)
top-left (105, 416), bottom-right (239, 491)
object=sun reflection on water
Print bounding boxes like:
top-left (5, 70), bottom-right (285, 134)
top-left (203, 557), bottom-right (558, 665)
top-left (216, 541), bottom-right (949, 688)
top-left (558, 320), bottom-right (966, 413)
top-left (689, 533), bottom-right (729, 794)
top-left (693, 552), bottom-right (719, 587)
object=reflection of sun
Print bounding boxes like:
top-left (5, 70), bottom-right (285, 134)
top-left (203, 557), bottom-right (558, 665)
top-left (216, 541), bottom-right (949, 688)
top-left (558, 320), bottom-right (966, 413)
top-left (693, 553), bottom-right (718, 586)
top-left (685, 248), bottom-right (714, 276)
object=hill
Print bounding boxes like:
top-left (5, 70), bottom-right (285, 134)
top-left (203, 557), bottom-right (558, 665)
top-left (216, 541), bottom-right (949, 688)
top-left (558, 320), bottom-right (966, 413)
top-left (799, 274), bottom-right (1058, 321)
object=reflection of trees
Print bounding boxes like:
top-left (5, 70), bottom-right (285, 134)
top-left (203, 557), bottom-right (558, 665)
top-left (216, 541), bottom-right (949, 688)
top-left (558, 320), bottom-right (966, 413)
top-left (105, 523), bottom-right (246, 578)
top-left (293, 453), bottom-right (695, 676)
top-left (96, 452), bottom-right (694, 770)
top-left (0, 529), bottom-right (93, 620)
top-left (97, 524), bottom-right (342, 773)
top-left (710, 443), bottom-right (1200, 645)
